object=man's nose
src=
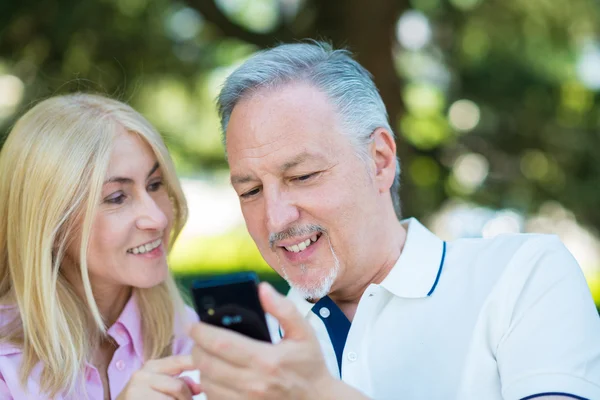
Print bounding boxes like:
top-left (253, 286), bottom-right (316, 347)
top-left (264, 189), bottom-right (300, 236)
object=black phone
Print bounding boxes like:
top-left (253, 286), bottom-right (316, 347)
top-left (191, 272), bottom-right (272, 343)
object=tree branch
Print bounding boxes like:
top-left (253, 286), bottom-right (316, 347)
top-left (184, 0), bottom-right (296, 47)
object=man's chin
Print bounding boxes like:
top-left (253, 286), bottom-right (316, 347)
top-left (286, 277), bottom-right (333, 301)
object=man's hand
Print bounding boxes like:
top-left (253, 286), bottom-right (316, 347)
top-left (188, 282), bottom-right (369, 400)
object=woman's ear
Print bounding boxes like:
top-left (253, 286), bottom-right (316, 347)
top-left (369, 128), bottom-right (397, 193)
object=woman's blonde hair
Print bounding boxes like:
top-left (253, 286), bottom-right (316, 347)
top-left (0, 93), bottom-right (189, 397)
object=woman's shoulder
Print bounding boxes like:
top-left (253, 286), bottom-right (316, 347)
top-left (0, 306), bottom-right (24, 399)
top-left (0, 305), bottom-right (22, 357)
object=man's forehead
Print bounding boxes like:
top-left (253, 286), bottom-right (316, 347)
top-left (226, 83), bottom-right (340, 142)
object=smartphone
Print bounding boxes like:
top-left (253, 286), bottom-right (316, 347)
top-left (191, 272), bottom-right (272, 343)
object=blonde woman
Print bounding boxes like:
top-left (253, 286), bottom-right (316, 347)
top-left (0, 94), bottom-right (202, 399)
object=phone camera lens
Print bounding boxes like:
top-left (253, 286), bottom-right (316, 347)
top-left (202, 296), bottom-right (216, 309)
top-left (222, 316), bottom-right (232, 326)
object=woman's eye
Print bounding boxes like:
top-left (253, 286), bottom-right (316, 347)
top-left (148, 180), bottom-right (164, 192)
top-left (105, 193), bottom-right (126, 205)
top-left (241, 187), bottom-right (261, 199)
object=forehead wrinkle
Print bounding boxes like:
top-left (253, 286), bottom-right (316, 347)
top-left (231, 127), bottom-right (298, 158)
top-left (231, 136), bottom-right (306, 177)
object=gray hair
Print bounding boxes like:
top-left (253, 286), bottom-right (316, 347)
top-left (217, 41), bottom-right (401, 218)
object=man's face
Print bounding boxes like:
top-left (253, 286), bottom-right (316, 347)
top-left (226, 82), bottom-right (383, 300)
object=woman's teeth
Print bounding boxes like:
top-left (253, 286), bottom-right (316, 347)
top-left (285, 235), bottom-right (318, 253)
top-left (128, 239), bottom-right (161, 254)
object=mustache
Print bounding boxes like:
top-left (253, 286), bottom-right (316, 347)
top-left (269, 224), bottom-right (326, 249)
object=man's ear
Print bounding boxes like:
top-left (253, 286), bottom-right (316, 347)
top-left (369, 128), bottom-right (397, 193)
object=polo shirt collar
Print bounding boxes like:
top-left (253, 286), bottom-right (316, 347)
top-left (287, 287), bottom-right (316, 318)
top-left (0, 294), bottom-right (147, 359)
top-left (287, 218), bottom-right (446, 311)
top-left (380, 218), bottom-right (445, 299)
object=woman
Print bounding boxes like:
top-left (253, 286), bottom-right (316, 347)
top-left (0, 93), bottom-right (202, 399)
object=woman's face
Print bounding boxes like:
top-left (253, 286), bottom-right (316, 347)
top-left (70, 130), bottom-right (174, 292)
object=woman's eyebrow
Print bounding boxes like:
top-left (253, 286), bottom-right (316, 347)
top-left (104, 162), bottom-right (160, 185)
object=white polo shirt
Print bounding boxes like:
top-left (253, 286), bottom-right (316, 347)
top-left (287, 218), bottom-right (600, 400)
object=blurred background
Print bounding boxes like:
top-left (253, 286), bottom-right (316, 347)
top-left (1, 0), bottom-right (599, 308)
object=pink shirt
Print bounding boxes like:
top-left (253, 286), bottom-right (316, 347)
top-left (0, 296), bottom-right (199, 399)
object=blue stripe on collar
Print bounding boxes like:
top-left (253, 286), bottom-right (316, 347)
top-left (427, 241), bottom-right (447, 296)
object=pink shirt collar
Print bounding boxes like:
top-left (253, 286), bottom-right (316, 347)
top-left (107, 292), bottom-right (145, 360)
top-left (0, 294), bottom-right (198, 399)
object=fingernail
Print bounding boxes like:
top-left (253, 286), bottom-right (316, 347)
top-left (262, 282), bottom-right (276, 297)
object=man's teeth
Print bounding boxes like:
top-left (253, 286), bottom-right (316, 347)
top-left (285, 235), bottom-right (318, 253)
top-left (129, 239), bottom-right (161, 254)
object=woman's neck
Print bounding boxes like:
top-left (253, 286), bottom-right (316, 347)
top-left (93, 284), bottom-right (132, 328)
top-left (61, 258), bottom-right (133, 328)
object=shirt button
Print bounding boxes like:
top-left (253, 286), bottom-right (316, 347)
top-left (347, 351), bottom-right (358, 362)
top-left (114, 324), bottom-right (126, 338)
top-left (319, 307), bottom-right (330, 318)
top-left (115, 360), bottom-right (126, 371)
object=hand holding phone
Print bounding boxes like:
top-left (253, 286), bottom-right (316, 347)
top-left (191, 272), bottom-right (273, 343)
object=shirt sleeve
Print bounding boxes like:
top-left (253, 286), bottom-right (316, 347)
top-left (497, 236), bottom-right (600, 400)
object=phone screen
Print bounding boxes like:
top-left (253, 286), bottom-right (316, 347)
top-left (191, 272), bottom-right (272, 343)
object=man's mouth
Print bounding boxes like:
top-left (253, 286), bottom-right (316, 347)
top-left (281, 233), bottom-right (322, 253)
top-left (127, 238), bottom-right (162, 254)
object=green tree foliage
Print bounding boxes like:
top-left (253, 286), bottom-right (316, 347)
top-left (1, 0), bottom-right (600, 228)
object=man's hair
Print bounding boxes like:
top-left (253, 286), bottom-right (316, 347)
top-left (217, 41), bottom-right (402, 218)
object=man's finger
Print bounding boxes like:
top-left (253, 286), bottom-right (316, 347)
top-left (202, 379), bottom-right (245, 400)
top-left (144, 355), bottom-right (196, 375)
top-left (192, 345), bottom-right (252, 391)
top-left (189, 321), bottom-right (267, 367)
top-left (259, 282), bottom-right (311, 341)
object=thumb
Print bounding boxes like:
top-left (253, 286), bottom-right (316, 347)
top-left (258, 282), bottom-right (311, 341)
top-left (179, 376), bottom-right (203, 396)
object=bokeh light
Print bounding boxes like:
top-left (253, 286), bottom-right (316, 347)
top-left (452, 153), bottom-right (489, 191)
top-left (0, 75), bottom-right (24, 119)
top-left (577, 41), bottom-right (600, 90)
top-left (448, 99), bottom-right (481, 132)
top-left (396, 10), bottom-right (432, 50)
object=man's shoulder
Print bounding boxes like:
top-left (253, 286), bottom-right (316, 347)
top-left (444, 233), bottom-right (579, 289)
top-left (450, 231), bottom-right (559, 251)
top-left (449, 233), bottom-right (565, 268)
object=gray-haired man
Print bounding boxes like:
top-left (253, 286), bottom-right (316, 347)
top-left (189, 41), bottom-right (600, 400)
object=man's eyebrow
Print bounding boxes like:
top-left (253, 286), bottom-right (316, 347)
top-left (280, 152), bottom-right (324, 173)
top-left (230, 174), bottom-right (256, 185)
top-left (104, 162), bottom-right (160, 185)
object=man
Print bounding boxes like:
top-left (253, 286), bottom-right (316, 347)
top-left (189, 41), bottom-right (600, 399)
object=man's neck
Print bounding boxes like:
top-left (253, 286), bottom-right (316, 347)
top-left (329, 218), bottom-right (408, 322)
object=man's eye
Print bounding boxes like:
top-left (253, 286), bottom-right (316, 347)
top-left (241, 187), bottom-right (261, 198)
top-left (295, 172), bottom-right (318, 182)
top-left (105, 193), bottom-right (126, 204)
